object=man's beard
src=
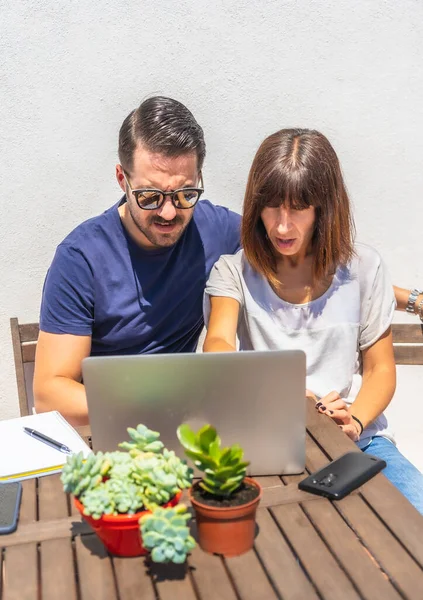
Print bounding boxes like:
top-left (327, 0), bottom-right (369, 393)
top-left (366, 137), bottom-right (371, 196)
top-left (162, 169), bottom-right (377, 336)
top-left (128, 204), bottom-right (191, 248)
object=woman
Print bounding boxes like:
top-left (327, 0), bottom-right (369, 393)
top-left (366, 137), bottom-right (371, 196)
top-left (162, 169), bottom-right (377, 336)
top-left (203, 128), bottom-right (423, 513)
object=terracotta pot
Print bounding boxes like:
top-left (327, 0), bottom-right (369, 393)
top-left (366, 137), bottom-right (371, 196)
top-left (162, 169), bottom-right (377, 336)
top-left (189, 477), bottom-right (262, 557)
top-left (74, 491), bottom-right (182, 557)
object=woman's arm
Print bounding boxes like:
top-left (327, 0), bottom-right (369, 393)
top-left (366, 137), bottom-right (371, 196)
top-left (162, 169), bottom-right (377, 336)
top-left (394, 286), bottom-right (423, 314)
top-left (316, 327), bottom-right (396, 440)
top-left (203, 296), bottom-right (240, 352)
top-left (350, 327), bottom-right (396, 428)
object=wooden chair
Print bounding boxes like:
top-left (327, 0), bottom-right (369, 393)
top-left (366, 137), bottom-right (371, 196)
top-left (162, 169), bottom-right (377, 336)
top-left (392, 323), bottom-right (423, 365)
top-left (10, 318), bottom-right (39, 416)
top-left (9, 319), bottom-right (423, 418)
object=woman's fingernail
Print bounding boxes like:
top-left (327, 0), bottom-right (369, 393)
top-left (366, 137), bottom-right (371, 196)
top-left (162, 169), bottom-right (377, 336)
top-left (315, 402), bottom-right (322, 409)
top-left (329, 410), bottom-right (334, 415)
top-left (319, 406), bottom-right (326, 412)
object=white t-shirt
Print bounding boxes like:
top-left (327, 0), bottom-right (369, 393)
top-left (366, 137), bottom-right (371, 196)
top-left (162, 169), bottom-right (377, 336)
top-left (204, 244), bottom-right (396, 448)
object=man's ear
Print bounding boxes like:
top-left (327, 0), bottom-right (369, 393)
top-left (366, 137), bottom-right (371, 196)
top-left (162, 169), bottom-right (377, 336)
top-left (116, 164), bottom-right (126, 193)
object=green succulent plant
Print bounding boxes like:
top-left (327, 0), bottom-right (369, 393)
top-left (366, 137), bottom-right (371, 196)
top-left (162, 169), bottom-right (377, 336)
top-left (79, 484), bottom-right (115, 520)
top-left (61, 451), bottom-right (107, 497)
top-left (82, 478), bottom-right (145, 519)
top-left (61, 423), bottom-right (195, 563)
top-left (140, 504), bottom-right (196, 564)
top-left (119, 424), bottom-right (164, 456)
top-left (131, 451), bottom-right (193, 508)
top-left (104, 450), bottom-right (134, 480)
top-left (177, 424), bottom-right (249, 497)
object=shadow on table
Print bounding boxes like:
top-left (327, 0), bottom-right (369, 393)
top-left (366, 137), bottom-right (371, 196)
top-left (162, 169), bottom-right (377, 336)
top-left (72, 528), bottom-right (110, 558)
top-left (72, 527), bottom-right (190, 580)
top-left (147, 558), bottom-right (190, 582)
top-left (70, 507), bottom-right (260, 577)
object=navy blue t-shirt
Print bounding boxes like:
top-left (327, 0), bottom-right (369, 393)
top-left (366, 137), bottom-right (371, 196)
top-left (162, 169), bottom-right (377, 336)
top-left (40, 198), bottom-right (241, 355)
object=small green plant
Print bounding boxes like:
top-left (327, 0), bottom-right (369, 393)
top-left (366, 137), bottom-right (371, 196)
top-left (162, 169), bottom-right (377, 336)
top-left (61, 451), bottom-right (108, 497)
top-left (61, 424), bottom-right (195, 564)
top-left (177, 424), bottom-right (249, 497)
top-left (140, 504), bottom-right (196, 564)
top-left (118, 424), bottom-right (164, 456)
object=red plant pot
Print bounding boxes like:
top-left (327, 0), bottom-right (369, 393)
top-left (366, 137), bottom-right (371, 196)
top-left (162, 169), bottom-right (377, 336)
top-left (74, 491), bottom-right (182, 557)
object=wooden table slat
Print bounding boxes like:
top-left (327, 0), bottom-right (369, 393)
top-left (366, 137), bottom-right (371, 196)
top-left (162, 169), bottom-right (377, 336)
top-left (74, 534), bottom-right (118, 600)
top-left (0, 515), bottom-right (91, 548)
top-left (282, 472), bottom-right (307, 485)
top-left (112, 556), bottom-right (156, 600)
top-left (272, 503), bottom-right (361, 600)
top-left (304, 413), bottom-right (423, 599)
top-left (188, 545), bottom-right (238, 600)
top-left (225, 549), bottom-right (279, 600)
top-left (150, 562), bottom-right (199, 600)
top-left (38, 472), bottom-right (68, 520)
top-left (359, 475), bottom-right (423, 569)
top-left (40, 539), bottom-right (78, 600)
top-left (3, 405), bottom-right (423, 599)
top-left (305, 398), bottom-right (423, 570)
top-left (37, 470), bottom-right (79, 599)
top-left (254, 508), bottom-right (319, 600)
top-left (302, 500), bottom-right (402, 600)
top-left (256, 474), bottom-right (327, 508)
top-left (305, 430), bottom-right (332, 471)
top-left (3, 544), bottom-right (38, 600)
top-left (19, 479), bottom-right (37, 524)
top-left (336, 494), bottom-right (423, 600)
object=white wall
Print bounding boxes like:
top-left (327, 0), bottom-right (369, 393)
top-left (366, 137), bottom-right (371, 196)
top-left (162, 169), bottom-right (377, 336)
top-left (1, 0), bottom-right (422, 462)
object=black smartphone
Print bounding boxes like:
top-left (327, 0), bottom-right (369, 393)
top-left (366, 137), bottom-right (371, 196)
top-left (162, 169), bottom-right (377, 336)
top-left (298, 452), bottom-right (386, 500)
top-left (0, 482), bottom-right (22, 534)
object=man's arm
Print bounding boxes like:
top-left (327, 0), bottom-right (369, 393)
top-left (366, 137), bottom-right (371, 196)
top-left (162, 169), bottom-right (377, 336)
top-left (33, 332), bottom-right (92, 426)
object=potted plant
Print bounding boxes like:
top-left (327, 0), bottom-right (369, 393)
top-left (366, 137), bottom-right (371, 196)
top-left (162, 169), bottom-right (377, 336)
top-left (177, 424), bottom-right (262, 557)
top-left (61, 424), bottom-right (196, 562)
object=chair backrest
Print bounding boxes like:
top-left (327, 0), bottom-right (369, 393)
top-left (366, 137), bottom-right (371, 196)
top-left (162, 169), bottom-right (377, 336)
top-left (8, 319), bottom-right (422, 417)
top-left (10, 318), bottom-right (39, 416)
top-left (392, 323), bottom-right (423, 365)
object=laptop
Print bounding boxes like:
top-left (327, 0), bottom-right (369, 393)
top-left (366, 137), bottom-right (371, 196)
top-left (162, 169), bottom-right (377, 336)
top-left (82, 350), bottom-right (306, 476)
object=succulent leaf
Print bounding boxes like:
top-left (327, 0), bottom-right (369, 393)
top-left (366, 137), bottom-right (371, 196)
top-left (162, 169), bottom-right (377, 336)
top-left (176, 424), bottom-right (202, 453)
top-left (198, 424), bottom-right (217, 452)
top-left (62, 423), bottom-right (192, 523)
top-left (140, 505), bottom-right (194, 564)
top-left (178, 424), bottom-right (249, 498)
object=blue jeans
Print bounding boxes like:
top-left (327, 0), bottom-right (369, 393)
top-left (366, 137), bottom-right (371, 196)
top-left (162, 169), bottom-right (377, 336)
top-left (361, 436), bottom-right (423, 515)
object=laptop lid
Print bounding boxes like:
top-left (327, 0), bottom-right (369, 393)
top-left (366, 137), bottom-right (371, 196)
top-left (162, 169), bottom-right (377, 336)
top-left (82, 350), bottom-right (306, 476)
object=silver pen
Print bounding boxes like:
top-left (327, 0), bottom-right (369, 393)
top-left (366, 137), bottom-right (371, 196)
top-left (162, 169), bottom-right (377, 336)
top-left (23, 427), bottom-right (72, 454)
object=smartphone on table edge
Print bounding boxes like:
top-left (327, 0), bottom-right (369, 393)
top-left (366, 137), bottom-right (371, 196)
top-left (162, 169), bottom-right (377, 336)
top-left (0, 481), bottom-right (22, 534)
top-left (298, 451), bottom-right (386, 500)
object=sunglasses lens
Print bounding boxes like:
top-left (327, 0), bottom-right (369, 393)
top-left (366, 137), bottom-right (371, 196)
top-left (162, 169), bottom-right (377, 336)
top-left (173, 190), bottom-right (200, 208)
top-left (136, 191), bottom-right (163, 210)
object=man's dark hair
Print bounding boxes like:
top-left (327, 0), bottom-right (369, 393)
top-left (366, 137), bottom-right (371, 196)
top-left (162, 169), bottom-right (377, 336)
top-left (118, 96), bottom-right (206, 173)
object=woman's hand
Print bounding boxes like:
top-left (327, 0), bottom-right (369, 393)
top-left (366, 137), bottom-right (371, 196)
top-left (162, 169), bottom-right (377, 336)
top-left (338, 422), bottom-right (361, 442)
top-left (315, 391), bottom-right (361, 441)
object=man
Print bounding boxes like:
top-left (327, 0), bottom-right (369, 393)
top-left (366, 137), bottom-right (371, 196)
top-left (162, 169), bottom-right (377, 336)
top-left (34, 95), bottom-right (422, 426)
top-left (34, 97), bottom-right (241, 425)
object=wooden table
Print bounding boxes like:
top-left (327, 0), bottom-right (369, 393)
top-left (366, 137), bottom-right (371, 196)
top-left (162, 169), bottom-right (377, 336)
top-left (2, 399), bottom-right (423, 600)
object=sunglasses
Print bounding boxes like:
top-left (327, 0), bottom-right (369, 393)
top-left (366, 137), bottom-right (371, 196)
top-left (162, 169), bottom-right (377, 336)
top-left (123, 172), bottom-right (204, 210)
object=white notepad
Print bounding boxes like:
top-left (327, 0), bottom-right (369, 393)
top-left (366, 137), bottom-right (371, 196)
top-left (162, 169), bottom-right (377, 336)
top-left (0, 411), bottom-right (92, 482)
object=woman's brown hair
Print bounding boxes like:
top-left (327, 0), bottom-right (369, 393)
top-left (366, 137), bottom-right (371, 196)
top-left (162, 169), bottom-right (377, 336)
top-left (241, 129), bottom-right (355, 287)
